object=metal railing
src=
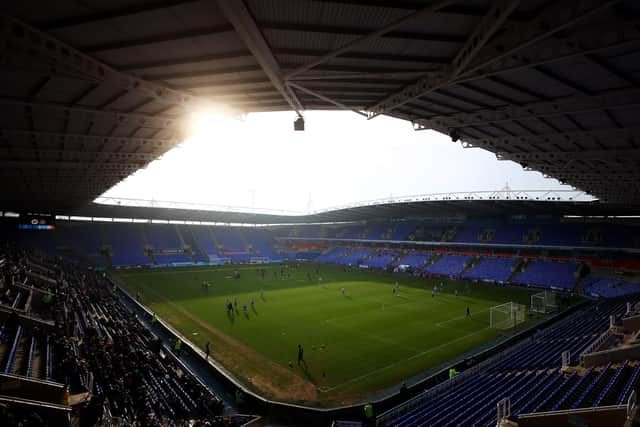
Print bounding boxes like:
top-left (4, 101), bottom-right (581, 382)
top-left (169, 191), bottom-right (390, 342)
top-left (580, 328), bottom-right (614, 364)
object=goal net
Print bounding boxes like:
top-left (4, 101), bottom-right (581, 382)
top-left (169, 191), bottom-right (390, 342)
top-left (531, 291), bottom-right (558, 314)
top-left (490, 302), bottom-right (526, 329)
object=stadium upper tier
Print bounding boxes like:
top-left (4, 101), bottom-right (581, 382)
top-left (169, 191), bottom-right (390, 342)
top-left (280, 220), bottom-right (640, 248)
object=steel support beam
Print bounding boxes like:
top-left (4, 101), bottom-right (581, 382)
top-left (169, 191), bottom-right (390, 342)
top-left (0, 15), bottom-right (218, 110)
top-left (216, 1), bottom-right (304, 116)
top-left (288, 70), bottom-right (426, 82)
top-left (460, 127), bottom-right (640, 151)
top-left (143, 65), bottom-right (263, 82)
top-left (283, 0), bottom-right (459, 80)
top-left (412, 88), bottom-right (640, 130)
top-left (447, 18), bottom-right (640, 91)
top-left (536, 171), bottom-right (640, 180)
top-left (459, 0), bottom-right (623, 80)
top-left (35, 0), bottom-right (200, 30)
top-left (0, 160), bottom-right (144, 171)
top-left (367, 0), bottom-right (622, 117)
top-left (82, 25), bottom-right (234, 53)
top-left (118, 51), bottom-right (252, 72)
top-left (261, 22), bottom-right (467, 44)
top-left (497, 148), bottom-right (640, 163)
top-left (0, 129), bottom-right (178, 148)
top-left (0, 99), bottom-right (181, 131)
top-left (366, 0), bottom-right (519, 117)
top-left (286, 83), bottom-right (367, 117)
top-left (0, 147), bottom-right (156, 162)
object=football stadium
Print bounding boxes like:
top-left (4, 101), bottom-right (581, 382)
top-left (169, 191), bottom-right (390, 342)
top-left (1, 1), bottom-right (640, 426)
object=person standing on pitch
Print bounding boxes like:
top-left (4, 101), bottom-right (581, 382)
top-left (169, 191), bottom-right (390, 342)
top-left (205, 341), bottom-right (210, 360)
top-left (297, 344), bottom-right (304, 366)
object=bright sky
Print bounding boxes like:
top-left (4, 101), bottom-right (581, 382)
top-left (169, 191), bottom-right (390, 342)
top-left (100, 110), bottom-right (575, 213)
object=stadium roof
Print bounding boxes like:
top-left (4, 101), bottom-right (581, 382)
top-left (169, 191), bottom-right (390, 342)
top-left (71, 197), bottom-right (640, 224)
top-left (1, 0), bottom-right (640, 211)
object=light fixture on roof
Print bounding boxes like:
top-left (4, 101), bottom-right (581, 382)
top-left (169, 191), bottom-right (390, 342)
top-left (294, 116), bottom-right (305, 131)
top-left (448, 128), bottom-right (460, 142)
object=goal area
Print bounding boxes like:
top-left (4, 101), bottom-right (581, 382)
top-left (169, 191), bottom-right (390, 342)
top-left (531, 291), bottom-right (558, 314)
top-left (490, 302), bottom-right (526, 329)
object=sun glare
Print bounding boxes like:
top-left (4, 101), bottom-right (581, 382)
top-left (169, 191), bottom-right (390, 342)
top-left (187, 109), bottom-right (236, 142)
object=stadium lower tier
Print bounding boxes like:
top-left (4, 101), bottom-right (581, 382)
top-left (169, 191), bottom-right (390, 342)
top-left (3, 239), bottom-right (640, 426)
top-left (378, 297), bottom-right (639, 427)
top-left (0, 244), bottom-right (242, 426)
top-left (385, 365), bottom-right (636, 427)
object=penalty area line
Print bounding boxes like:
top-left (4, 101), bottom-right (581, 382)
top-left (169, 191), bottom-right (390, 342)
top-left (318, 327), bottom-right (491, 393)
top-left (434, 307), bottom-right (491, 327)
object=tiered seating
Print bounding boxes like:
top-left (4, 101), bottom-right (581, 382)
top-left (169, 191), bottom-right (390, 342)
top-left (145, 224), bottom-right (181, 250)
top-left (242, 229), bottom-right (281, 261)
top-left (213, 227), bottom-right (252, 262)
top-left (102, 223), bottom-right (149, 266)
top-left (492, 224), bottom-right (531, 244)
top-left (364, 223), bottom-right (392, 240)
top-left (583, 277), bottom-right (640, 298)
top-left (513, 260), bottom-right (579, 290)
top-left (411, 225), bottom-right (456, 242)
top-left (178, 226), bottom-right (208, 263)
top-left (286, 224), bottom-right (324, 238)
top-left (389, 221), bottom-right (418, 241)
top-left (452, 225), bottom-right (487, 243)
top-left (335, 248), bottom-right (372, 265)
top-left (338, 225), bottom-right (365, 239)
top-left (361, 251), bottom-right (398, 269)
top-left (395, 251), bottom-right (433, 269)
top-left (153, 252), bottom-right (192, 264)
top-left (380, 298), bottom-right (637, 426)
top-left (538, 224), bottom-right (584, 246)
top-left (285, 251), bottom-right (321, 261)
top-left (1, 246), bottom-right (229, 425)
top-left (463, 257), bottom-right (516, 282)
top-left (59, 222), bottom-right (104, 266)
top-left (213, 227), bottom-right (246, 252)
top-left (315, 247), bottom-right (350, 263)
top-left (423, 255), bottom-right (471, 277)
top-left (190, 226), bottom-right (220, 261)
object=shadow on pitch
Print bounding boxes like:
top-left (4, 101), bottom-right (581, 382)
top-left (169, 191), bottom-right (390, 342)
top-left (299, 362), bottom-right (317, 384)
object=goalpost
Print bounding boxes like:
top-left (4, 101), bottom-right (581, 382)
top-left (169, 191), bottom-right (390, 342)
top-left (531, 291), bottom-right (558, 314)
top-left (490, 302), bottom-right (526, 329)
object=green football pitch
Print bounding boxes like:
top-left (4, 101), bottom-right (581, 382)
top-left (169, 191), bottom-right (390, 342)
top-left (112, 263), bottom-right (538, 406)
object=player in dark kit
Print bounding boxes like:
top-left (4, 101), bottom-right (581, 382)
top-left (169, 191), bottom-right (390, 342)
top-left (297, 344), bottom-right (304, 366)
